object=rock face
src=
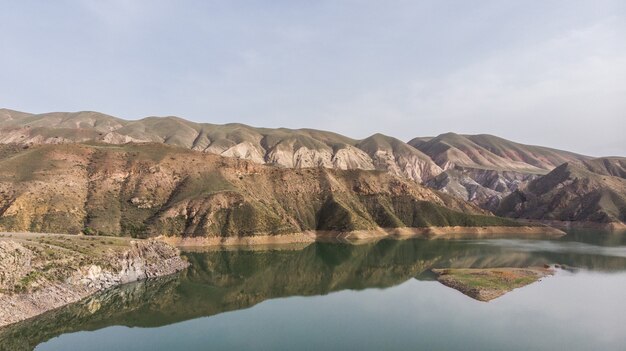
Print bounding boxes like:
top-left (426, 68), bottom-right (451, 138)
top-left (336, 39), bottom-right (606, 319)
top-left (0, 143), bottom-right (518, 238)
top-left (357, 134), bottom-right (442, 183)
top-left (496, 162), bottom-right (626, 228)
top-left (0, 109), bottom-right (442, 183)
top-left (78, 241), bottom-right (188, 289)
top-left (0, 236), bottom-right (188, 327)
top-left (424, 167), bottom-right (541, 211)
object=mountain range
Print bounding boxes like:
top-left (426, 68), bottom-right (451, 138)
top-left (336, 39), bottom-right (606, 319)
top-left (0, 108), bottom-right (624, 232)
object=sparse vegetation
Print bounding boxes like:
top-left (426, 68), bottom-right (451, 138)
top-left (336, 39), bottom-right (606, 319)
top-left (0, 232), bottom-right (188, 327)
top-left (0, 142), bottom-right (539, 240)
top-left (433, 267), bottom-right (553, 301)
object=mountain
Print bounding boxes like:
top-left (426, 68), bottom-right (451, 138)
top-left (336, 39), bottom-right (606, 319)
top-left (497, 159), bottom-right (626, 229)
top-left (1, 108), bottom-right (623, 229)
top-left (410, 132), bottom-right (593, 211)
top-left (580, 157), bottom-right (626, 178)
top-left (0, 142), bottom-right (521, 238)
top-left (0, 109), bottom-right (441, 183)
top-left (415, 133), bottom-right (589, 171)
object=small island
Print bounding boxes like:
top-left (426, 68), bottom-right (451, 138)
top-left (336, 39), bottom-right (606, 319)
top-left (432, 267), bottom-right (554, 301)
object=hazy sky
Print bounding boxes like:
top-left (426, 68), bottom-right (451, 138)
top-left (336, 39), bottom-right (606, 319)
top-left (1, 1), bottom-right (625, 156)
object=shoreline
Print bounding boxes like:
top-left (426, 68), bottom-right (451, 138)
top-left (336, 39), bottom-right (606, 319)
top-left (0, 225), bottom-right (563, 327)
top-left (0, 235), bottom-right (189, 328)
top-left (514, 219), bottom-right (626, 231)
top-left (159, 225), bottom-right (566, 248)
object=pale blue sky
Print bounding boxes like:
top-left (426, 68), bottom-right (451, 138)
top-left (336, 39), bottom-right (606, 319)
top-left (1, 0), bottom-right (624, 156)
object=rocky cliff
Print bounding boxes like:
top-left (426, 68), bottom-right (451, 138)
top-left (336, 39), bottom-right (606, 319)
top-left (0, 234), bottom-right (188, 327)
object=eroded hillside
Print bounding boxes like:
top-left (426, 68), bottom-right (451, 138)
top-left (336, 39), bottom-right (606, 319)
top-left (1, 108), bottom-right (623, 228)
top-left (409, 132), bottom-right (594, 210)
top-left (0, 109), bottom-right (441, 183)
top-left (0, 143), bottom-right (515, 238)
top-left (497, 162), bottom-right (626, 228)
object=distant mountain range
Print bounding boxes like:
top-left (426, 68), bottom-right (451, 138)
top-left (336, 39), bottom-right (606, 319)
top-left (1, 108), bottom-right (624, 230)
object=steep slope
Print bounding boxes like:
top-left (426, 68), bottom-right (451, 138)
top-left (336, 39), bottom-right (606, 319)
top-left (410, 132), bottom-right (593, 210)
top-left (357, 133), bottom-right (442, 182)
top-left (465, 134), bottom-right (591, 170)
top-left (0, 109), bottom-right (441, 182)
top-left (580, 157), bottom-right (626, 178)
top-left (497, 161), bottom-right (626, 229)
top-left (0, 142), bottom-right (521, 238)
top-left (410, 132), bottom-right (553, 172)
top-left (424, 168), bottom-right (537, 210)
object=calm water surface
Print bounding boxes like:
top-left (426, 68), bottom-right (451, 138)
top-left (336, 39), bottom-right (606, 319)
top-left (2, 230), bottom-right (626, 351)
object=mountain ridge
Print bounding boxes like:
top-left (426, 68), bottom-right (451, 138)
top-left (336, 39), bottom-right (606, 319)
top-left (1, 108), bottom-right (623, 228)
top-left (0, 108), bottom-right (442, 183)
top-left (496, 161), bottom-right (626, 229)
top-left (0, 142), bottom-right (527, 238)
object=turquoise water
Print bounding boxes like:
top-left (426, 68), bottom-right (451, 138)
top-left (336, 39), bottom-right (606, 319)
top-left (2, 230), bottom-right (626, 351)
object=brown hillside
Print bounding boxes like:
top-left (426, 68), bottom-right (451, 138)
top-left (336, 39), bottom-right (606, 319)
top-left (0, 143), bottom-right (515, 238)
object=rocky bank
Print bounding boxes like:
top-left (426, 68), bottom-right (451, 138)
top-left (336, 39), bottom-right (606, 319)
top-left (0, 234), bottom-right (189, 327)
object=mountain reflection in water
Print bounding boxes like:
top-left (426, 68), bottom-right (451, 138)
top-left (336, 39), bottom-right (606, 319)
top-left (1, 231), bottom-right (626, 351)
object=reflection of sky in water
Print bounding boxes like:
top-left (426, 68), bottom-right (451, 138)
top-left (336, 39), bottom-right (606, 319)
top-left (37, 271), bottom-right (626, 351)
top-left (468, 239), bottom-right (626, 258)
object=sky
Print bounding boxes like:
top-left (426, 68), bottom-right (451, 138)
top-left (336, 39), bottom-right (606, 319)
top-left (1, 0), bottom-right (624, 156)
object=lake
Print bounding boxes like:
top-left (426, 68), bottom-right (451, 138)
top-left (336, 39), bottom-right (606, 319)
top-left (2, 230), bottom-right (626, 351)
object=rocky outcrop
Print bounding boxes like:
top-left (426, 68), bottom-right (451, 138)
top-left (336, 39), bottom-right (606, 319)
top-left (425, 167), bottom-right (542, 211)
top-left (77, 241), bottom-right (188, 288)
top-left (0, 237), bottom-right (188, 327)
